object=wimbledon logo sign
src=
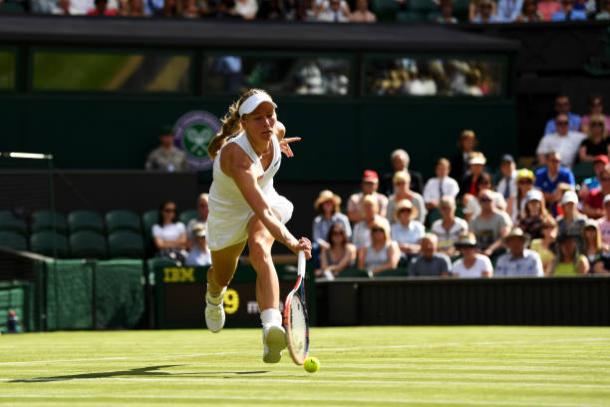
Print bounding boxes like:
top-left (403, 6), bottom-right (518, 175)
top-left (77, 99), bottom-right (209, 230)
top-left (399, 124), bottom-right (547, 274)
top-left (174, 110), bottom-right (221, 171)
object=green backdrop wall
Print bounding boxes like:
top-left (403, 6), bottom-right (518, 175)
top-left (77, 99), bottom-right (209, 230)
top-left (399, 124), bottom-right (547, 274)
top-left (0, 96), bottom-right (517, 180)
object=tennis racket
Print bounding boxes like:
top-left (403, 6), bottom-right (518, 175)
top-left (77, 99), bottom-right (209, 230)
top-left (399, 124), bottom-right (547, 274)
top-left (283, 250), bottom-right (309, 365)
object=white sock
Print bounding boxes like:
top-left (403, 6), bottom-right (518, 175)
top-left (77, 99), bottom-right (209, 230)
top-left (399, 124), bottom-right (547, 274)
top-left (206, 285), bottom-right (226, 306)
top-left (260, 308), bottom-right (282, 329)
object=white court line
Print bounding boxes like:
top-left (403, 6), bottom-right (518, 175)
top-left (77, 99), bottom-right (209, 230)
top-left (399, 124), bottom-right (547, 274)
top-left (3, 376), bottom-right (610, 390)
top-left (314, 337), bottom-right (610, 353)
top-left (0, 394), bottom-right (590, 407)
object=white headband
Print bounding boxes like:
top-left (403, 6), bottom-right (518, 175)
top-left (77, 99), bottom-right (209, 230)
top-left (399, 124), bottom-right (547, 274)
top-left (238, 93), bottom-right (277, 117)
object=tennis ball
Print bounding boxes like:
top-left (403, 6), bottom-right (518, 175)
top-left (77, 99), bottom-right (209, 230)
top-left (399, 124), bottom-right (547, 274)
top-left (304, 356), bottom-right (320, 373)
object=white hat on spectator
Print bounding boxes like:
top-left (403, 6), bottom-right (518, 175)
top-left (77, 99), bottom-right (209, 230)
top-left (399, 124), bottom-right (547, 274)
top-left (604, 194), bottom-right (610, 206)
top-left (561, 190), bottom-right (579, 206)
top-left (524, 189), bottom-right (543, 204)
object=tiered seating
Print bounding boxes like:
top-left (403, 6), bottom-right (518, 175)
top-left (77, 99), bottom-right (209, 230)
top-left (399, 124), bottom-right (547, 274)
top-left (0, 208), bottom-right (196, 260)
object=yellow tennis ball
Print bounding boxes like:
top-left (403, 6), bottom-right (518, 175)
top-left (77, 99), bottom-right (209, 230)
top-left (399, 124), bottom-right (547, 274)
top-left (304, 356), bottom-right (320, 373)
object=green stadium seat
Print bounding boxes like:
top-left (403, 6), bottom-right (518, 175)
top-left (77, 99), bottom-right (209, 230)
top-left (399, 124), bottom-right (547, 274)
top-left (0, 231), bottom-right (27, 251)
top-left (396, 11), bottom-right (425, 22)
top-left (453, 0), bottom-right (469, 20)
top-left (337, 268), bottom-right (371, 279)
top-left (68, 210), bottom-right (104, 234)
top-left (0, 211), bottom-right (27, 236)
top-left (69, 231), bottom-right (107, 259)
top-left (370, 0), bottom-right (400, 21)
top-left (407, 0), bottom-right (436, 13)
top-left (141, 210), bottom-right (158, 238)
top-left (31, 210), bottom-right (68, 235)
top-left (374, 268), bottom-right (409, 278)
top-left (108, 231), bottom-right (144, 259)
top-left (572, 162), bottom-right (594, 184)
top-left (0, 1), bottom-right (26, 13)
top-left (105, 210), bottom-right (142, 234)
top-left (30, 231), bottom-right (69, 258)
top-left (179, 209), bottom-right (198, 226)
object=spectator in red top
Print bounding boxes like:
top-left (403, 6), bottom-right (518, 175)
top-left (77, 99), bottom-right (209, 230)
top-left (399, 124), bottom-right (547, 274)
top-left (584, 165), bottom-right (610, 219)
top-left (87, 0), bottom-right (119, 15)
top-left (537, 0), bottom-right (561, 20)
top-left (580, 155), bottom-right (608, 201)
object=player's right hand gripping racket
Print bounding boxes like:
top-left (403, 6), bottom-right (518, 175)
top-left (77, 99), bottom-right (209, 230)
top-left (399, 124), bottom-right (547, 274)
top-left (283, 251), bottom-right (309, 365)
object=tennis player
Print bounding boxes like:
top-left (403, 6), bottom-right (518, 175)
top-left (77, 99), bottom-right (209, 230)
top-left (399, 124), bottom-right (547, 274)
top-left (205, 88), bottom-right (312, 363)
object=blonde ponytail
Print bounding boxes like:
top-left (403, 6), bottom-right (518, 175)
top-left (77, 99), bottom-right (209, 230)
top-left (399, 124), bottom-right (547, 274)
top-left (207, 88), bottom-right (267, 159)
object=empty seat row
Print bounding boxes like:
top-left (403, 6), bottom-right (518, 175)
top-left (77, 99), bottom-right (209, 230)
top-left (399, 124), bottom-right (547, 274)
top-left (0, 209), bottom-right (199, 237)
top-left (0, 230), bottom-right (144, 259)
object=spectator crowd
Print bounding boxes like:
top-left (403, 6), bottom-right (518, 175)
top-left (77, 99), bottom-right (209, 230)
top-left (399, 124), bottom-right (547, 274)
top-left (310, 93), bottom-right (610, 280)
top-left (12, 0), bottom-right (610, 23)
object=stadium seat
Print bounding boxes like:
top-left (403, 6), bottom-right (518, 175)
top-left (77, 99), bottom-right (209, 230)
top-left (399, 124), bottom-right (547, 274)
top-left (0, 211), bottom-right (27, 236)
top-left (105, 210), bottom-right (142, 234)
top-left (108, 231), bottom-right (144, 259)
top-left (407, 0), bottom-right (436, 13)
top-left (31, 210), bottom-right (68, 235)
top-left (30, 231), bottom-right (69, 258)
top-left (374, 268), bottom-right (409, 278)
top-left (68, 210), bottom-right (104, 234)
top-left (337, 268), bottom-right (371, 279)
top-left (69, 231), bottom-right (107, 259)
top-left (0, 231), bottom-right (27, 251)
top-left (370, 0), bottom-right (400, 21)
top-left (0, 1), bottom-right (26, 13)
top-left (396, 11), bottom-right (425, 22)
top-left (572, 162), bottom-right (594, 184)
top-left (178, 209), bottom-right (198, 226)
top-left (141, 210), bottom-right (158, 237)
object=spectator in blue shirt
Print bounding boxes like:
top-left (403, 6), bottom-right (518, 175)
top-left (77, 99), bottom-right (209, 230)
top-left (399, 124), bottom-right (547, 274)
top-left (497, 0), bottom-right (524, 21)
top-left (551, 0), bottom-right (587, 20)
top-left (535, 151), bottom-right (576, 208)
top-left (544, 94), bottom-right (582, 135)
top-left (495, 227), bottom-right (544, 277)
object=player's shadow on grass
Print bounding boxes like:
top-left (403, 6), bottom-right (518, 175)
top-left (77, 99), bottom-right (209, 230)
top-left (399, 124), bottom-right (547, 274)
top-left (11, 365), bottom-right (269, 383)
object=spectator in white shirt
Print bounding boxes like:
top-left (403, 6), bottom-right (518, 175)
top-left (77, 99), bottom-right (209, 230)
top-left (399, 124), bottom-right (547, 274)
top-left (391, 199), bottom-right (426, 259)
top-left (452, 232), bottom-right (493, 278)
top-left (352, 195), bottom-right (380, 249)
top-left (536, 113), bottom-right (586, 168)
top-left (431, 196), bottom-right (469, 257)
top-left (315, 0), bottom-right (350, 21)
top-left (185, 223), bottom-right (212, 267)
top-left (152, 201), bottom-right (188, 261)
top-left (423, 157), bottom-right (460, 211)
top-left (494, 227), bottom-right (544, 277)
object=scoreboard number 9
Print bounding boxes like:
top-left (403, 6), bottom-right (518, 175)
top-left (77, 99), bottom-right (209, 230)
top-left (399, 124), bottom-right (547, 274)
top-left (223, 289), bottom-right (239, 314)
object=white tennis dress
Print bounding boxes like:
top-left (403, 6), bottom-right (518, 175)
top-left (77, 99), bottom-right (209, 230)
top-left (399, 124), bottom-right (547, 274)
top-left (207, 131), bottom-right (294, 251)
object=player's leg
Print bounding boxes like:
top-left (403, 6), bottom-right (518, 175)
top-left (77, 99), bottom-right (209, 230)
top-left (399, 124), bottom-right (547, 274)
top-left (205, 240), bottom-right (246, 333)
top-left (247, 218), bottom-right (285, 363)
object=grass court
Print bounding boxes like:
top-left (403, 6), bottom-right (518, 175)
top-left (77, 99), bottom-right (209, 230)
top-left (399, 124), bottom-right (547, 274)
top-left (1, 326), bottom-right (609, 406)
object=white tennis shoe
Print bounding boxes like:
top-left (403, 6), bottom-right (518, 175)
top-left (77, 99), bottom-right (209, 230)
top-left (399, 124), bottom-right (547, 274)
top-left (262, 324), bottom-right (287, 363)
top-left (205, 293), bottom-right (225, 333)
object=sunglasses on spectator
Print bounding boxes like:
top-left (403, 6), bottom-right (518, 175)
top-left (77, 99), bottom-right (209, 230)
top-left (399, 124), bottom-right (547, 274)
top-left (591, 122), bottom-right (604, 127)
top-left (549, 158), bottom-right (561, 163)
top-left (479, 197), bottom-right (492, 202)
top-left (371, 227), bottom-right (385, 232)
top-left (556, 121), bottom-right (569, 125)
top-left (164, 209), bottom-right (176, 213)
top-left (518, 179), bottom-right (533, 184)
top-left (331, 230), bottom-right (345, 236)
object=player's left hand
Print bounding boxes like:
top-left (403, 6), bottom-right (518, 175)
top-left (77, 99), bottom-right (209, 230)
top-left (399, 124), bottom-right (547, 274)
top-left (280, 137), bottom-right (302, 158)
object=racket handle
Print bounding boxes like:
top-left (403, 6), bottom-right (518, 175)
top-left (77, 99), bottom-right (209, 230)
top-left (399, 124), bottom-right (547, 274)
top-left (298, 251), bottom-right (306, 278)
